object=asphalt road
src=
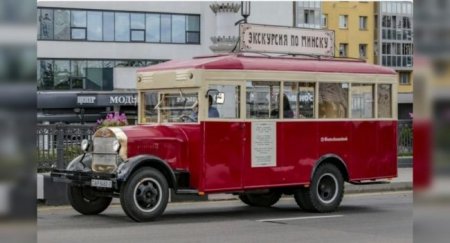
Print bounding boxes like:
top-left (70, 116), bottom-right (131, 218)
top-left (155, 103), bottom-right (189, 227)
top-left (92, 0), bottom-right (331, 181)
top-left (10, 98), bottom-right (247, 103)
top-left (38, 192), bottom-right (412, 243)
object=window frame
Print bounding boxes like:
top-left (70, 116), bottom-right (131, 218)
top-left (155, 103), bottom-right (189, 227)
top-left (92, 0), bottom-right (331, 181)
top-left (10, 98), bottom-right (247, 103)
top-left (359, 16), bottom-right (368, 30)
top-left (339, 43), bottom-right (348, 57)
top-left (359, 44), bottom-right (368, 59)
top-left (37, 7), bottom-right (201, 45)
top-left (339, 15), bottom-right (348, 29)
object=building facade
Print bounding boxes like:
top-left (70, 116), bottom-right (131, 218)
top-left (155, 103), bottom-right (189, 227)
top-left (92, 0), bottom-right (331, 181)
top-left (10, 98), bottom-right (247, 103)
top-left (375, 1), bottom-right (413, 118)
top-left (37, 1), bottom-right (294, 124)
top-left (294, 1), bottom-right (413, 119)
top-left (321, 1), bottom-right (376, 64)
top-left (38, 1), bottom-right (413, 123)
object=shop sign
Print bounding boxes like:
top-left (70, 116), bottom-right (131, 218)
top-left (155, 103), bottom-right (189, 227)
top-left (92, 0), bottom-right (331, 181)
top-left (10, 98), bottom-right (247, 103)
top-left (240, 23), bottom-right (335, 56)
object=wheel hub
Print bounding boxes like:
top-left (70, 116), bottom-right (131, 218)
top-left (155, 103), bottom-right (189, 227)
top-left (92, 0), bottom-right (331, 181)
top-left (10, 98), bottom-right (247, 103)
top-left (317, 173), bottom-right (338, 204)
top-left (135, 180), bottom-right (160, 210)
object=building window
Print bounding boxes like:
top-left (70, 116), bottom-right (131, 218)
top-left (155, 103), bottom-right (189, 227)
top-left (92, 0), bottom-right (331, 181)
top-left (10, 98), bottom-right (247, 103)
top-left (321, 14), bottom-right (328, 28)
top-left (160, 14), bottom-right (172, 42)
top-left (54, 10), bottom-right (70, 40)
top-left (103, 12), bottom-right (114, 41)
top-left (71, 11), bottom-right (87, 40)
top-left (87, 11), bottom-right (102, 41)
top-left (186, 15), bottom-right (200, 43)
top-left (39, 9), bottom-right (54, 39)
top-left (115, 12), bottom-right (130, 41)
top-left (304, 10), bottom-right (314, 24)
top-left (172, 15), bottom-right (186, 43)
top-left (339, 43), bottom-right (348, 57)
top-left (146, 14), bottom-right (160, 42)
top-left (399, 72), bottom-right (411, 85)
top-left (359, 44), bottom-right (367, 59)
top-left (339, 15), bottom-right (348, 28)
top-left (359, 16), bottom-right (367, 30)
top-left (37, 8), bottom-right (201, 44)
top-left (131, 13), bottom-right (145, 42)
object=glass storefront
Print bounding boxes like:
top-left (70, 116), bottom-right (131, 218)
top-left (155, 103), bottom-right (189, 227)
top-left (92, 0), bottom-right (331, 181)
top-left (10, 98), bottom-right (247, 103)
top-left (37, 59), bottom-right (165, 91)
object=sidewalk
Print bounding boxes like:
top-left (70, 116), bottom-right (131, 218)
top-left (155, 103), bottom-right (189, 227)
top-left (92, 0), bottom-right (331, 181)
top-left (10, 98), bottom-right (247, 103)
top-left (208, 168), bottom-right (412, 201)
top-left (344, 167), bottom-right (412, 194)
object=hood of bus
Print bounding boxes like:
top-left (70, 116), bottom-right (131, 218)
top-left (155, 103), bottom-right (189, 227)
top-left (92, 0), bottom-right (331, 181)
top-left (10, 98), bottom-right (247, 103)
top-left (116, 124), bottom-right (200, 168)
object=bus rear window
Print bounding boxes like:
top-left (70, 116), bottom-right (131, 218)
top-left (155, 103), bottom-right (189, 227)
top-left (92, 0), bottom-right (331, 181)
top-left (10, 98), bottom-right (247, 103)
top-left (377, 84), bottom-right (392, 118)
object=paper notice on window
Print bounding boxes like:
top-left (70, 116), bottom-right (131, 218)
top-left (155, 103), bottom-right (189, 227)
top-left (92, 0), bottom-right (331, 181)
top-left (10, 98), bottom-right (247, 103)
top-left (251, 121), bottom-right (276, 167)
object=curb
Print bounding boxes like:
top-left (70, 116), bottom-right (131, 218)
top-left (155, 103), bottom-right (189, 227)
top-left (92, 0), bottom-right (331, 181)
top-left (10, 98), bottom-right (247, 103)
top-left (345, 181), bottom-right (412, 194)
top-left (398, 157), bottom-right (413, 168)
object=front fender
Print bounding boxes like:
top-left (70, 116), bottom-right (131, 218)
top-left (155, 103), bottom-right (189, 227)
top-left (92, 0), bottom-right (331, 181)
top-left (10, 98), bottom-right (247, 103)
top-left (66, 153), bottom-right (92, 171)
top-left (116, 155), bottom-right (176, 189)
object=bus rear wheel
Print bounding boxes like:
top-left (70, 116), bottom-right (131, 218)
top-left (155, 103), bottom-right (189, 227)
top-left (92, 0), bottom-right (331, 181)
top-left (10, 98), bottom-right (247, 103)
top-left (294, 163), bottom-right (344, 212)
top-left (239, 191), bottom-right (281, 207)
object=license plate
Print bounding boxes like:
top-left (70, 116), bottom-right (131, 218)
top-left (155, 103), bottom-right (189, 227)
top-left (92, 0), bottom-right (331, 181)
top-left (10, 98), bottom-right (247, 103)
top-left (91, 179), bottom-right (112, 188)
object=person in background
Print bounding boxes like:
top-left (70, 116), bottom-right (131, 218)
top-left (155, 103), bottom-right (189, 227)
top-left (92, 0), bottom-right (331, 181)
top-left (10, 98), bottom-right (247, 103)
top-left (283, 94), bottom-right (294, 118)
top-left (208, 95), bottom-right (220, 118)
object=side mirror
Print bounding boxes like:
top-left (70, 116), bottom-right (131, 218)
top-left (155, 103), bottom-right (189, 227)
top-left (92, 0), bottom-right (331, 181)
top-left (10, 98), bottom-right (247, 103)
top-left (216, 92), bottom-right (225, 104)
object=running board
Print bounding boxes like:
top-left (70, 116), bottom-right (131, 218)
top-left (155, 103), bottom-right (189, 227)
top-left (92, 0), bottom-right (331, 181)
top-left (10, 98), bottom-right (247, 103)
top-left (175, 189), bottom-right (199, 194)
top-left (350, 181), bottom-right (391, 185)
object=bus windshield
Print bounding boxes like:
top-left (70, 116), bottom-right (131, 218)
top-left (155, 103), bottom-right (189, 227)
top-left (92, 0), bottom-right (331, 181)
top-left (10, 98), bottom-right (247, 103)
top-left (142, 89), bottom-right (198, 123)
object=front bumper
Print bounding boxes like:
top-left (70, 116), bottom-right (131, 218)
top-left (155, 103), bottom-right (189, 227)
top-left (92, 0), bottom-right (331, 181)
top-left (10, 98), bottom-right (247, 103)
top-left (51, 169), bottom-right (119, 190)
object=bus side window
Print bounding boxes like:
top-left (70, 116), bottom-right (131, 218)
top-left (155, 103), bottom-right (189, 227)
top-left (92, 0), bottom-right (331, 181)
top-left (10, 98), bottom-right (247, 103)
top-left (351, 84), bottom-right (374, 118)
top-left (377, 84), bottom-right (392, 118)
top-left (283, 82), bottom-right (297, 118)
top-left (208, 84), bottom-right (240, 119)
top-left (246, 81), bottom-right (280, 119)
top-left (319, 82), bottom-right (349, 119)
top-left (298, 82), bottom-right (316, 118)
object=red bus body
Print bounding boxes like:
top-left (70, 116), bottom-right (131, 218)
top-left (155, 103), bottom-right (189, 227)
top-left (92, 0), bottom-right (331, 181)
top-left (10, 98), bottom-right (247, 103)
top-left (122, 120), bottom-right (397, 193)
top-left (126, 55), bottom-right (398, 194)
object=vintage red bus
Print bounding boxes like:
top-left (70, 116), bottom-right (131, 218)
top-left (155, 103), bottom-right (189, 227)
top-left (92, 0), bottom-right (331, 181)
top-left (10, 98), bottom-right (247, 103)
top-left (52, 54), bottom-right (398, 222)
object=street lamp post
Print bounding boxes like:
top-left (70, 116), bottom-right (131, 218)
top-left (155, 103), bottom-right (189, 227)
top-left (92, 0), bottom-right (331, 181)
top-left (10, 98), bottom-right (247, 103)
top-left (241, 1), bottom-right (250, 23)
top-left (235, 1), bottom-right (251, 25)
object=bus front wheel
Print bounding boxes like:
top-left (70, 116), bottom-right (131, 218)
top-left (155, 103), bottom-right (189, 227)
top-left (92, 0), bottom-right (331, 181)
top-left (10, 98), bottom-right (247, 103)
top-left (294, 163), bottom-right (344, 212)
top-left (120, 167), bottom-right (169, 222)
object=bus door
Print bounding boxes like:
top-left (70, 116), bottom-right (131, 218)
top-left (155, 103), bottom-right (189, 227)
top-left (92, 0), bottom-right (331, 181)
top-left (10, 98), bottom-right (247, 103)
top-left (203, 83), bottom-right (245, 191)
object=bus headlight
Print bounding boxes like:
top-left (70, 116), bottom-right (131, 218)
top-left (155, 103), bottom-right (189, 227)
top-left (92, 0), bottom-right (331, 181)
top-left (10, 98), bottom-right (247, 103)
top-left (81, 139), bottom-right (90, 152)
top-left (112, 139), bottom-right (121, 152)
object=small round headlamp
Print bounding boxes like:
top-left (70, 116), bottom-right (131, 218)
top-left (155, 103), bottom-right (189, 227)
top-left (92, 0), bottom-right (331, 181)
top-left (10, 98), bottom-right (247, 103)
top-left (112, 139), bottom-right (121, 152)
top-left (81, 139), bottom-right (90, 152)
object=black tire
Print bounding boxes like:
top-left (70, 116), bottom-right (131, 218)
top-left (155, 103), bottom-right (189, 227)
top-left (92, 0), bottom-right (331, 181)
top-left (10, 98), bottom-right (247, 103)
top-left (294, 188), bottom-right (315, 211)
top-left (294, 163), bottom-right (344, 212)
top-left (238, 193), bottom-right (254, 206)
top-left (120, 167), bottom-right (169, 222)
top-left (242, 191), bottom-right (282, 207)
top-left (67, 186), bottom-right (112, 215)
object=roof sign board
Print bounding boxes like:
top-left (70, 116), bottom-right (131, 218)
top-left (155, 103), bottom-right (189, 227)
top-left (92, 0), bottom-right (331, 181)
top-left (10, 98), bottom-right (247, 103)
top-left (239, 23), bottom-right (335, 57)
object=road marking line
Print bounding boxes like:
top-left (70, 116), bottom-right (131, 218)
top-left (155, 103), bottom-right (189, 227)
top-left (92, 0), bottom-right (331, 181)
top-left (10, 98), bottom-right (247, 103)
top-left (257, 214), bottom-right (343, 222)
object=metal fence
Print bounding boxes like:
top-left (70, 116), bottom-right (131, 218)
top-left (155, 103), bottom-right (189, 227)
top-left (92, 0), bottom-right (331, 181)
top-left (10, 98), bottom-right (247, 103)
top-left (36, 121), bottom-right (414, 171)
top-left (36, 124), bottom-right (96, 171)
top-left (398, 120), bottom-right (413, 156)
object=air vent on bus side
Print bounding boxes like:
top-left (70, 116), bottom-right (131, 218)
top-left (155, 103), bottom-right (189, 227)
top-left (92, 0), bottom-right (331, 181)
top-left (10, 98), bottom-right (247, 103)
top-left (175, 70), bottom-right (192, 81)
